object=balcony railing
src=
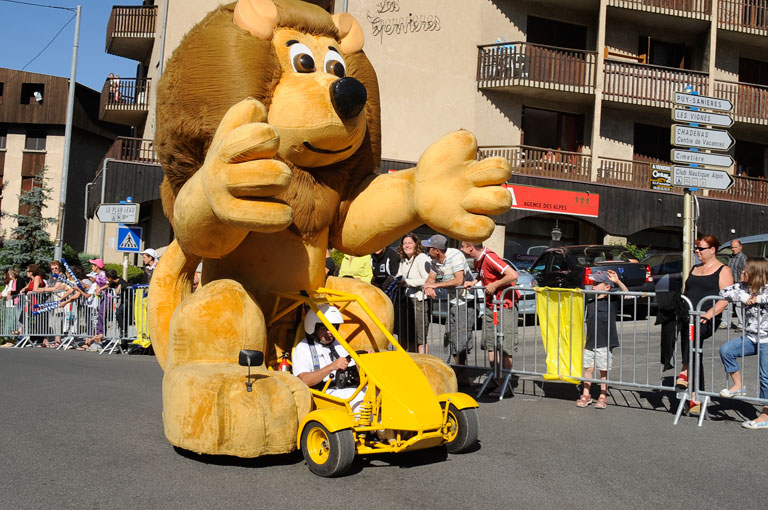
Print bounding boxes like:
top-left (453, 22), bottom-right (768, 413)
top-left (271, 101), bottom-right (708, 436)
top-left (603, 60), bottom-right (709, 108)
top-left (714, 79), bottom-right (768, 124)
top-left (595, 156), bottom-right (683, 192)
top-left (478, 145), bottom-right (766, 205)
top-left (477, 146), bottom-right (592, 182)
top-left (718, 0), bottom-right (768, 33)
top-left (477, 42), bottom-right (598, 94)
top-left (709, 174), bottom-right (768, 204)
top-left (106, 5), bottom-right (157, 60)
top-left (104, 137), bottom-right (158, 164)
top-left (608, 0), bottom-right (712, 17)
top-left (99, 77), bottom-right (151, 125)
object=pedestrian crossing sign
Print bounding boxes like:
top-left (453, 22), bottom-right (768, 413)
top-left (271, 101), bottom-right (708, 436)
top-left (117, 226), bottom-right (142, 253)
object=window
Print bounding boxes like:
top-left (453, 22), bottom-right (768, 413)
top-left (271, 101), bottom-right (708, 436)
top-left (739, 57), bottom-right (768, 86)
top-left (527, 16), bottom-right (588, 50)
top-left (18, 175), bottom-right (42, 216)
top-left (0, 82), bottom-right (4, 105)
top-left (550, 253), bottom-right (567, 272)
top-left (639, 37), bottom-right (690, 69)
top-left (20, 83), bottom-right (44, 105)
top-left (0, 129), bottom-right (6, 150)
top-left (634, 123), bottom-right (671, 162)
top-left (25, 130), bottom-right (46, 151)
top-left (734, 140), bottom-right (768, 179)
top-left (522, 107), bottom-right (584, 152)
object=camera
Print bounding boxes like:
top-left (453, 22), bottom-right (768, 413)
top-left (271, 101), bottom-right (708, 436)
top-left (332, 356), bottom-right (360, 389)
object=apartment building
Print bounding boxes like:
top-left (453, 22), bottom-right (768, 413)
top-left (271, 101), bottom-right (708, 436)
top-left (93, 0), bottom-right (768, 260)
top-left (0, 68), bottom-right (128, 253)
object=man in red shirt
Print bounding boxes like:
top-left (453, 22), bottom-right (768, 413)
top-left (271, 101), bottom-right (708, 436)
top-left (462, 242), bottom-right (519, 397)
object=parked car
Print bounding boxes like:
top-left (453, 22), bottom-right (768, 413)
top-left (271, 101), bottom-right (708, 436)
top-left (640, 252), bottom-right (683, 315)
top-left (530, 245), bottom-right (652, 290)
top-left (430, 260), bottom-right (536, 325)
top-left (530, 245), bottom-right (653, 318)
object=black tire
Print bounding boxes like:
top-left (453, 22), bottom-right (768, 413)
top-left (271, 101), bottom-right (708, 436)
top-left (300, 421), bottom-right (355, 477)
top-left (443, 404), bottom-right (479, 454)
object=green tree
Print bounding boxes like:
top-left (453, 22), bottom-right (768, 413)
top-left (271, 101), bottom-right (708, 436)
top-left (0, 167), bottom-right (56, 269)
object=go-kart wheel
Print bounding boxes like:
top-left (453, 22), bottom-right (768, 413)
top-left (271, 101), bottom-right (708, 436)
top-left (443, 404), bottom-right (479, 454)
top-left (300, 421), bottom-right (355, 477)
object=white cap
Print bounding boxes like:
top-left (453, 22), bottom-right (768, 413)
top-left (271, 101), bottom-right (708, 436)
top-left (141, 248), bottom-right (158, 259)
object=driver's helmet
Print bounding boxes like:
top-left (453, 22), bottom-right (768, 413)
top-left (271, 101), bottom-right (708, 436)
top-left (303, 304), bottom-right (344, 335)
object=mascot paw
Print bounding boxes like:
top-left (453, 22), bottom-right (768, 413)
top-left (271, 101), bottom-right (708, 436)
top-left (413, 130), bottom-right (512, 242)
top-left (409, 353), bottom-right (458, 395)
top-left (202, 98), bottom-right (295, 232)
top-left (163, 364), bottom-right (312, 457)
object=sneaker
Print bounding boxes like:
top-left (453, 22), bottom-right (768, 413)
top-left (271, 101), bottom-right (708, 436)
top-left (719, 387), bottom-right (747, 398)
top-left (742, 420), bottom-right (768, 429)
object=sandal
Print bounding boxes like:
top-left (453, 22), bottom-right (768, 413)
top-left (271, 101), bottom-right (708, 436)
top-left (675, 372), bottom-right (689, 389)
top-left (576, 394), bottom-right (592, 408)
top-left (595, 395), bottom-right (608, 409)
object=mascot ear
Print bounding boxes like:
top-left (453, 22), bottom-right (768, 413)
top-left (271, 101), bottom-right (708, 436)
top-left (233, 0), bottom-right (279, 40)
top-left (332, 12), bottom-right (365, 54)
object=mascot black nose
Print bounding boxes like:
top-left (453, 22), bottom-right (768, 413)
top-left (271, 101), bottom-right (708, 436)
top-left (331, 77), bottom-right (367, 119)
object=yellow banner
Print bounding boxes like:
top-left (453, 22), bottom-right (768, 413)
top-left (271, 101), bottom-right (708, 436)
top-left (535, 288), bottom-right (584, 384)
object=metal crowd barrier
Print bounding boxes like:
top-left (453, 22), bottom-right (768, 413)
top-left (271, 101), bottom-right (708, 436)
top-left (391, 284), bottom-right (702, 410)
top-left (3, 285), bottom-right (151, 355)
top-left (690, 295), bottom-right (768, 426)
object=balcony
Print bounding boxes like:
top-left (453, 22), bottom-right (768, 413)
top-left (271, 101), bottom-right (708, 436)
top-left (718, 0), bottom-right (768, 35)
top-left (104, 136), bottom-right (158, 164)
top-left (608, 0), bottom-right (712, 19)
top-left (87, 137), bottom-right (162, 218)
top-left (603, 60), bottom-right (708, 108)
top-left (99, 77), bottom-right (151, 126)
top-left (477, 146), bottom-right (592, 182)
top-left (714, 80), bottom-right (768, 125)
top-left (105, 5), bottom-right (157, 62)
top-left (477, 42), bottom-right (598, 98)
top-left (710, 174), bottom-right (768, 204)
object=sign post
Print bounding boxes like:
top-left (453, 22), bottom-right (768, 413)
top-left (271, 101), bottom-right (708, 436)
top-left (671, 89), bottom-right (734, 280)
top-left (95, 203), bottom-right (140, 224)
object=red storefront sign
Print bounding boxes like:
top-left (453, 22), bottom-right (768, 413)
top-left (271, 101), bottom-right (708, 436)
top-left (504, 184), bottom-right (599, 218)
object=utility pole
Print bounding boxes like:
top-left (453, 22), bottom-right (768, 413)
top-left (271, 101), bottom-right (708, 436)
top-left (54, 5), bottom-right (81, 261)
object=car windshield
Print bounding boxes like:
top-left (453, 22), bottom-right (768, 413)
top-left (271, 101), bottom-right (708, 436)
top-left (580, 247), bottom-right (631, 264)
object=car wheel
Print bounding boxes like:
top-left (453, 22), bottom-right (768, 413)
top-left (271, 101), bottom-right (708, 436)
top-left (300, 421), bottom-right (355, 477)
top-left (442, 404), bottom-right (479, 454)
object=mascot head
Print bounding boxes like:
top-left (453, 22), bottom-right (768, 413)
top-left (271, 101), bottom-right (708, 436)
top-left (155, 0), bottom-right (381, 227)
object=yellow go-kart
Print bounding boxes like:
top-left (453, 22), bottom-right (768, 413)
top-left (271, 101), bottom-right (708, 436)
top-left (239, 288), bottom-right (479, 477)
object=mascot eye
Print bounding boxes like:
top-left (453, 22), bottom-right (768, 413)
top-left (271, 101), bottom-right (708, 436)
top-left (324, 49), bottom-right (346, 78)
top-left (289, 43), bottom-right (316, 73)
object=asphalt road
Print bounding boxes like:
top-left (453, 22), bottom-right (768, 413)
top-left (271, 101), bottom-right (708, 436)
top-left (1, 349), bottom-right (766, 510)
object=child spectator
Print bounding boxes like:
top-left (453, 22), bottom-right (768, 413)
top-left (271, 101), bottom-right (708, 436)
top-left (577, 270), bottom-right (628, 409)
top-left (106, 269), bottom-right (128, 343)
top-left (718, 258), bottom-right (768, 429)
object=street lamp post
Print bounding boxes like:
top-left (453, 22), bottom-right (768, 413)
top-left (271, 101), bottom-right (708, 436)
top-left (53, 5), bottom-right (81, 261)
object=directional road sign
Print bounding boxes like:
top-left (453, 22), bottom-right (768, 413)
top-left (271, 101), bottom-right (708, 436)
top-left (96, 203), bottom-right (140, 224)
top-left (672, 166), bottom-right (734, 191)
top-left (117, 226), bottom-right (142, 253)
top-left (673, 92), bottom-right (733, 112)
top-left (672, 108), bottom-right (733, 128)
top-left (672, 125), bottom-right (735, 151)
top-left (670, 149), bottom-right (734, 168)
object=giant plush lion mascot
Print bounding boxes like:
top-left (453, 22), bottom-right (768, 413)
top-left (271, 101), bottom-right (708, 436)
top-left (149, 0), bottom-right (511, 458)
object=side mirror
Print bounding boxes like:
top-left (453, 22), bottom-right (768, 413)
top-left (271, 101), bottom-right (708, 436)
top-left (238, 350), bottom-right (263, 392)
top-left (238, 349), bottom-right (264, 367)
